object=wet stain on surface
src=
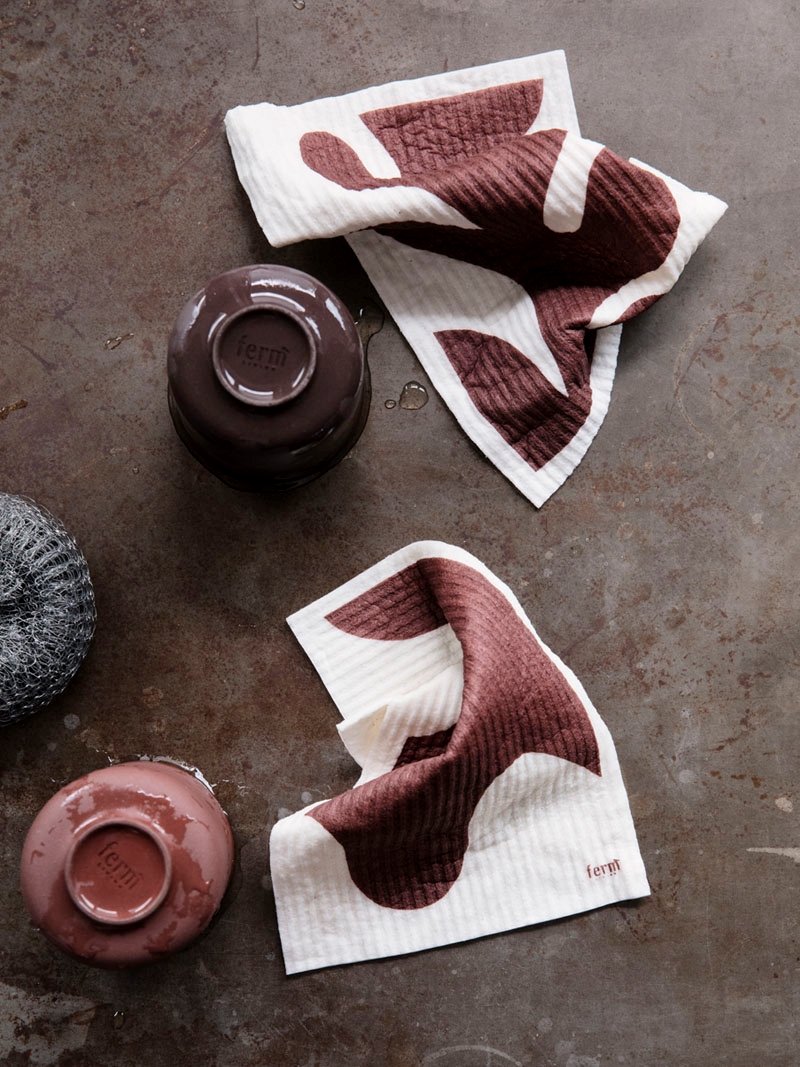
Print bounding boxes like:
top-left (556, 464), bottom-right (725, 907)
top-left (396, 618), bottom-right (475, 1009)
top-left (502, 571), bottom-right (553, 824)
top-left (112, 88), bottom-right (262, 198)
top-left (0, 398), bottom-right (27, 419)
top-left (355, 301), bottom-right (385, 351)
top-left (103, 333), bottom-right (133, 350)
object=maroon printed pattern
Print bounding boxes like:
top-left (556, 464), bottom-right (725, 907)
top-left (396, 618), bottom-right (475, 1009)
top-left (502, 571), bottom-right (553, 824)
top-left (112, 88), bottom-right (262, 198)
top-left (434, 328), bottom-right (593, 469)
top-left (311, 558), bottom-right (601, 910)
top-left (300, 84), bottom-right (680, 470)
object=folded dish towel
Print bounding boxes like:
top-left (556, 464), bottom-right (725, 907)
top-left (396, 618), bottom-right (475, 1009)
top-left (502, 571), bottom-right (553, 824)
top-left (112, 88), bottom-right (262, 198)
top-left (226, 51), bottom-right (727, 506)
top-left (274, 541), bottom-right (649, 973)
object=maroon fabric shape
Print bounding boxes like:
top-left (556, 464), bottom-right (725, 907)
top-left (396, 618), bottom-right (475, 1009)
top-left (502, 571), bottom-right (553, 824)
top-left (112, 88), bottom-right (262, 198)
top-left (299, 88), bottom-right (680, 470)
top-left (311, 558), bottom-right (601, 910)
top-left (433, 328), bottom-right (593, 469)
top-left (394, 726), bottom-right (455, 768)
top-left (300, 80), bottom-right (545, 189)
top-left (326, 558), bottom-right (447, 640)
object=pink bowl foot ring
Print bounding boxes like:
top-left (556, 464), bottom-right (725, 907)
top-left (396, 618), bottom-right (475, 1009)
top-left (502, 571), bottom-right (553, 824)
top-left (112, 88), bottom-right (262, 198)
top-left (65, 821), bottom-right (172, 926)
top-left (20, 761), bottom-right (234, 968)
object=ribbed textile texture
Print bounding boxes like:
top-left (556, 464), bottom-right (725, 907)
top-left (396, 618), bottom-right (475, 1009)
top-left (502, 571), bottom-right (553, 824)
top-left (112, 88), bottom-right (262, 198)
top-left (273, 541), bottom-right (649, 973)
top-left (226, 51), bottom-right (726, 506)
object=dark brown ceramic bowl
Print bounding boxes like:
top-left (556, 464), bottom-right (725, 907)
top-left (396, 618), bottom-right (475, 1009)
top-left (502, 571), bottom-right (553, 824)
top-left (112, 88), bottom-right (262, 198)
top-left (167, 265), bottom-right (370, 491)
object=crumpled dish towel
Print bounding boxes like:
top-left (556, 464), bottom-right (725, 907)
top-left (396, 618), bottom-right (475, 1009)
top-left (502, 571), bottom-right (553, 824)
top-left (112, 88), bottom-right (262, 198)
top-left (273, 541), bottom-right (649, 973)
top-left (226, 51), bottom-right (727, 506)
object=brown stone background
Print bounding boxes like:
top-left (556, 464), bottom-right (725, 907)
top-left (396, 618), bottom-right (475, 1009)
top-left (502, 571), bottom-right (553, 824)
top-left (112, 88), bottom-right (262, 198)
top-left (1, 1), bottom-right (797, 1064)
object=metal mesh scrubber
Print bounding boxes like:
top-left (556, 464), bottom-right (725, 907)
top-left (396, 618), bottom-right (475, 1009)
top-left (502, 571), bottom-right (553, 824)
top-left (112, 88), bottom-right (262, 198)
top-left (0, 493), bottom-right (96, 725)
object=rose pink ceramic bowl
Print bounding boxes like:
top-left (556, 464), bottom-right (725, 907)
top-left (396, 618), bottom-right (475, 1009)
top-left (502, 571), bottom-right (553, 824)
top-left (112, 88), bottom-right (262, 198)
top-left (20, 760), bottom-right (234, 968)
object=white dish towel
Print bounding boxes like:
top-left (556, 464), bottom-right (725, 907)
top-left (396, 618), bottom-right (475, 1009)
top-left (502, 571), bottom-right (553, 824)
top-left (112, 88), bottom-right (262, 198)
top-left (226, 51), bottom-right (726, 506)
top-left (273, 541), bottom-right (650, 973)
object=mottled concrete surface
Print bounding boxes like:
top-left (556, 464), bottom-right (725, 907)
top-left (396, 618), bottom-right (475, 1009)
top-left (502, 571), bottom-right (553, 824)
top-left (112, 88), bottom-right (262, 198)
top-left (1, 1), bottom-right (798, 1064)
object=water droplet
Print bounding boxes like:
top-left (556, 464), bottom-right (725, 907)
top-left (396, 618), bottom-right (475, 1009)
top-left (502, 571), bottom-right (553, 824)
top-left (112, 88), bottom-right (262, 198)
top-left (399, 381), bottom-right (428, 410)
top-left (384, 399), bottom-right (397, 409)
top-left (0, 398), bottom-right (27, 420)
top-left (355, 301), bottom-right (384, 351)
top-left (104, 333), bottom-right (133, 350)
top-left (113, 1010), bottom-right (126, 1030)
top-left (292, 0), bottom-right (305, 9)
top-left (63, 713), bottom-right (80, 731)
